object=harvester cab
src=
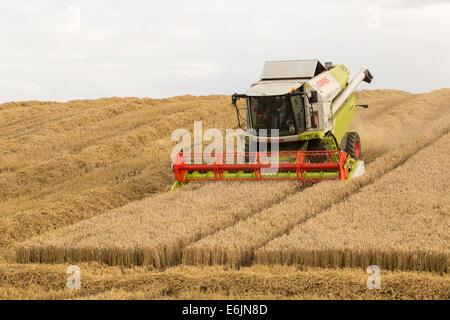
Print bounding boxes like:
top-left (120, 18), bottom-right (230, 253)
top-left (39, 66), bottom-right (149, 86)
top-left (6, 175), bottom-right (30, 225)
top-left (172, 60), bottom-right (373, 190)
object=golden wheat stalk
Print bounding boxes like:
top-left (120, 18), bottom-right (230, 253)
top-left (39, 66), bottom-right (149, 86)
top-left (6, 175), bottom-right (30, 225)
top-left (256, 131), bottom-right (450, 272)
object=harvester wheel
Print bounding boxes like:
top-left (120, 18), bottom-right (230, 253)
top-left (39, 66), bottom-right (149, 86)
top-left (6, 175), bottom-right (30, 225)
top-left (345, 132), bottom-right (361, 160)
top-left (306, 140), bottom-right (328, 163)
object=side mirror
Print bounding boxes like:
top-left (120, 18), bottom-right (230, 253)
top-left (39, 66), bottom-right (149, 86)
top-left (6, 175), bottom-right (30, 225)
top-left (309, 91), bottom-right (318, 104)
top-left (231, 93), bottom-right (247, 106)
top-left (231, 94), bottom-right (238, 106)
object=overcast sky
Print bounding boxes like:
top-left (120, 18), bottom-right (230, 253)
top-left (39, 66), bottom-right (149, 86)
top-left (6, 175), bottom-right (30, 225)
top-left (0, 0), bottom-right (449, 102)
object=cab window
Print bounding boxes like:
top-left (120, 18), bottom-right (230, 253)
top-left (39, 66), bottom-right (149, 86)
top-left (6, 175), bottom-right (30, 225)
top-left (290, 95), bottom-right (305, 132)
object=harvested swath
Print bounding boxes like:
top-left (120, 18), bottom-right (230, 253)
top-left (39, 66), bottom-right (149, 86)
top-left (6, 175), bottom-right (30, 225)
top-left (0, 95), bottom-right (233, 200)
top-left (0, 155), bottom-right (172, 246)
top-left (0, 99), bottom-right (148, 172)
top-left (0, 263), bottom-right (448, 300)
top-left (353, 89), bottom-right (414, 121)
top-left (182, 113), bottom-right (450, 267)
top-left (352, 89), bottom-right (450, 161)
top-left (16, 181), bottom-right (299, 267)
top-left (0, 95), bottom-right (237, 246)
top-left (256, 132), bottom-right (450, 272)
top-left (0, 96), bottom-right (226, 144)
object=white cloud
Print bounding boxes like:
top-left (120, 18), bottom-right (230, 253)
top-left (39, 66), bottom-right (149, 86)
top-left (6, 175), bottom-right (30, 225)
top-left (0, 79), bottom-right (45, 102)
top-left (0, 0), bottom-right (449, 102)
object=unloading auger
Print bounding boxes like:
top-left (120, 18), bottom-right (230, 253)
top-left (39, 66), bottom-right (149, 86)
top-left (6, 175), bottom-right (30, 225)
top-left (172, 60), bottom-right (372, 190)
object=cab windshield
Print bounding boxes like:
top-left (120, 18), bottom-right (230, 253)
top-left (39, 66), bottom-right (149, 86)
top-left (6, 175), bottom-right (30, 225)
top-left (249, 95), bottom-right (295, 136)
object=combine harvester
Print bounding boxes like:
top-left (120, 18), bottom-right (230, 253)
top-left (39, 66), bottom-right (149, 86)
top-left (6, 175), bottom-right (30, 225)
top-left (172, 60), bottom-right (373, 190)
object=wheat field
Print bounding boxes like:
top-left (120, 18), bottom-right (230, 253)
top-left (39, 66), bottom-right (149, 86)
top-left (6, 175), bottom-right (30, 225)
top-left (1, 89), bottom-right (449, 299)
top-left (256, 132), bottom-right (450, 272)
top-left (182, 115), bottom-right (450, 268)
top-left (16, 181), bottom-right (300, 267)
top-left (0, 95), bottom-right (235, 246)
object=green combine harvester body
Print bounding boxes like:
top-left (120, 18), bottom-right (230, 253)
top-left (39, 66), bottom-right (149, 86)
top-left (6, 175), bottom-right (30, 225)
top-left (172, 60), bottom-right (372, 191)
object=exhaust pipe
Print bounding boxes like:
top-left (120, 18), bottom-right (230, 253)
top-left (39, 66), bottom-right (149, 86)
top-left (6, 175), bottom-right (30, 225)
top-left (332, 68), bottom-right (373, 113)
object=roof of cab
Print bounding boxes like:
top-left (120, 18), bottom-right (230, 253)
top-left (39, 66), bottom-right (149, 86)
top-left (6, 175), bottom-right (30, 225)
top-left (246, 80), bottom-right (306, 96)
top-left (260, 59), bottom-right (326, 80)
top-left (246, 59), bottom-right (326, 96)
